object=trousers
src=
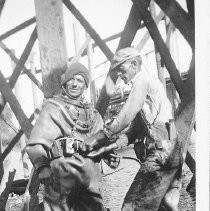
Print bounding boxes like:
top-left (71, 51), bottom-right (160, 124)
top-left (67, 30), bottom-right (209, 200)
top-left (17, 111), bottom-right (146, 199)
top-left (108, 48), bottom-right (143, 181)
top-left (122, 121), bottom-right (182, 211)
top-left (40, 154), bottom-right (105, 211)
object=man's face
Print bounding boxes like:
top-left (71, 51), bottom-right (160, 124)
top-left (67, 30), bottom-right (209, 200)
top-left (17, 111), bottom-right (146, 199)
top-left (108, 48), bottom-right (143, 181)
top-left (117, 59), bottom-right (137, 84)
top-left (65, 74), bottom-right (86, 98)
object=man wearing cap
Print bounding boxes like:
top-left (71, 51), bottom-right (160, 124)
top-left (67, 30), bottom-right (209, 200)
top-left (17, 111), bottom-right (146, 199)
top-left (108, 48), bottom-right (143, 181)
top-left (80, 47), bottom-right (182, 211)
top-left (26, 62), bottom-right (106, 211)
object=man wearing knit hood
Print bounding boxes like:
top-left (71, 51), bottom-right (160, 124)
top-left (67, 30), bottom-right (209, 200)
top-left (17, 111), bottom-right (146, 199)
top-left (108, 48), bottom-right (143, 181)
top-left (26, 62), bottom-right (106, 211)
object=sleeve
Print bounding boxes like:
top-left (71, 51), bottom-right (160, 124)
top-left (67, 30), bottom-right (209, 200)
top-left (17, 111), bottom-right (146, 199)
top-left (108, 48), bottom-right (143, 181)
top-left (89, 110), bottom-right (104, 135)
top-left (26, 102), bottom-right (63, 170)
top-left (105, 76), bottom-right (148, 136)
top-left (125, 121), bottom-right (139, 145)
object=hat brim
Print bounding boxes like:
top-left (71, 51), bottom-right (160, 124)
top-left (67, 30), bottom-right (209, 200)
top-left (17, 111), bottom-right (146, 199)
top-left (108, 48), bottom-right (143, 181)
top-left (110, 54), bottom-right (140, 71)
top-left (110, 59), bottom-right (127, 71)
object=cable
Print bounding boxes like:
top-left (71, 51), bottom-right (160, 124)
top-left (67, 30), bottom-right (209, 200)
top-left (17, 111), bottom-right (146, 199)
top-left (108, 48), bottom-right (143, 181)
top-left (109, 153), bottom-right (142, 165)
top-left (101, 153), bottom-right (142, 177)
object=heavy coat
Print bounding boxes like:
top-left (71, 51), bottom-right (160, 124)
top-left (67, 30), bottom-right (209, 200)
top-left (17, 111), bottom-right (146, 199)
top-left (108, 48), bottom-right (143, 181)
top-left (26, 94), bottom-right (105, 211)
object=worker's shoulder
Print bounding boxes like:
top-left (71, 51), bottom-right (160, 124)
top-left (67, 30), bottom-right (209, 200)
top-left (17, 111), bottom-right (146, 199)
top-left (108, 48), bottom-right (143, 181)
top-left (134, 71), bottom-right (159, 88)
top-left (41, 95), bottom-right (65, 112)
top-left (42, 97), bottom-right (59, 106)
top-left (136, 71), bottom-right (166, 95)
top-left (142, 72), bottom-right (163, 88)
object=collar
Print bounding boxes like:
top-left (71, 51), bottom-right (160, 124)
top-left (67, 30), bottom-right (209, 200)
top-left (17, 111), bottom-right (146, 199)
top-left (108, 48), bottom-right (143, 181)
top-left (54, 94), bottom-right (90, 109)
top-left (129, 70), bottom-right (143, 87)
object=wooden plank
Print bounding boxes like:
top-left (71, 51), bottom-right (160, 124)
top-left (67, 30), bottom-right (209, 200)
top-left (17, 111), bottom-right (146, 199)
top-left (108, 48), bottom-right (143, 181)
top-left (29, 1), bottom-right (69, 205)
top-left (81, 32), bottom-right (122, 58)
top-left (69, 36), bottom-right (91, 66)
top-left (183, 54), bottom-right (195, 102)
top-left (117, 4), bottom-right (142, 51)
top-left (165, 22), bottom-right (175, 49)
top-left (0, 140), bottom-right (3, 182)
top-left (11, 50), bottom-right (30, 179)
top-left (134, 1), bottom-right (195, 170)
top-left (149, 1), bottom-right (166, 89)
top-left (81, 19), bottom-right (145, 57)
top-left (186, 0), bottom-right (194, 19)
top-left (0, 92), bottom-right (5, 111)
top-left (175, 101), bottom-right (195, 159)
top-left (136, 11), bottom-right (164, 52)
top-left (73, 23), bottom-right (81, 60)
top-left (86, 33), bottom-right (97, 105)
top-left (29, 52), bottom-right (40, 110)
top-left (0, 71), bottom-right (33, 139)
top-left (0, 109), bottom-right (39, 162)
top-left (8, 27), bottom-right (37, 89)
top-left (180, 54), bottom-right (195, 157)
top-left (133, 0), bottom-right (184, 99)
top-left (63, 0), bottom-right (114, 61)
top-left (0, 17), bottom-right (36, 42)
top-left (174, 53), bottom-right (195, 171)
top-left (154, 0), bottom-right (194, 49)
top-left (0, 27), bottom-right (37, 115)
top-left (0, 92), bottom-right (5, 181)
top-left (0, 41), bottom-right (43, 92)
top-left (185, 150), bottom-right (195, 175)
top-left (35, 0), bottom-right (67, 98)
top-left (34, 0), bottom-right (67, 98)
top-left (0, 0), bottom-right (6, 17)
top-left (92, 32), bottom-right (121, 49)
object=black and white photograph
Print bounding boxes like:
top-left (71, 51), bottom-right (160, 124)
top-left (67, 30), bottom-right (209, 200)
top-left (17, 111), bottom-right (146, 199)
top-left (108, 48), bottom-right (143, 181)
top-left (0, 0), bottom-right (209, 210)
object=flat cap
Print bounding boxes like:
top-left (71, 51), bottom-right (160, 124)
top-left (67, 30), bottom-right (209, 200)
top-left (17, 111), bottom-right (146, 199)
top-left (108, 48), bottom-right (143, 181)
top-left (110, 47), bottom-right (141, 71)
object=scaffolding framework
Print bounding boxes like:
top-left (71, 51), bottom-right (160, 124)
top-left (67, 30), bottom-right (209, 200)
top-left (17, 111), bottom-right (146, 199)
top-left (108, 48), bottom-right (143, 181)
top-left (0, 0), bottom-right (195, 209)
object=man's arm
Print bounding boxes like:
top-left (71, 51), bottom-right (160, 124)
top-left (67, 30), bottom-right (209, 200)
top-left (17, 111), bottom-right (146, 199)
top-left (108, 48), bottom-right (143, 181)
top-left (26, 102), bottom-right (62, 175)
top-left (105, 76), bottom-right (148, 136)
top-left (80, 76), bottom-right (148, 155)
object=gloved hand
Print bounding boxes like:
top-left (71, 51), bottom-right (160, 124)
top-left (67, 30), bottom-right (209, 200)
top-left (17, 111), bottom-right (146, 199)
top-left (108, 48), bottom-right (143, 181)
top-left (79, 130), bottom-right (110, 154)
top-left (86, 134), bottom-right (129, 158)
top-left (38, 166), bottom-right (53, 185)
top-left (87, 143), bottom-right (118, 157)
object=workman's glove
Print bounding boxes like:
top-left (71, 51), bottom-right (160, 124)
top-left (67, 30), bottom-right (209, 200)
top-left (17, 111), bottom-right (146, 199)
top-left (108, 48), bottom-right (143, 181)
top-left (38, 166), bottom-right (53, 185)
top-left (79, 130), bottom-right (110, 153)
top-left (86, 134), bottom-right (129, 158)
top-left (87, 143), bottom-right (118, 157)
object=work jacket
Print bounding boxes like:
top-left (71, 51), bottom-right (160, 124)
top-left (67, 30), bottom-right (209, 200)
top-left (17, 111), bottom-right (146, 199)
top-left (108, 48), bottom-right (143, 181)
top-left (27, 94), bottom-right (103, 168)
top-left (26, 94), bottom-right (105, 211)
top-left (105, 70), bottom-right (173, 136)
top-left (105, 70), bottom-right (181, 168)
